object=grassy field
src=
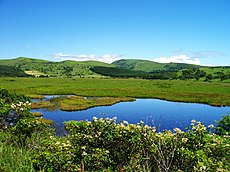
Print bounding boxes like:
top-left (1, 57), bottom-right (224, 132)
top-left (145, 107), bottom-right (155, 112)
top-left (0, 77), bottom-right (230, 106)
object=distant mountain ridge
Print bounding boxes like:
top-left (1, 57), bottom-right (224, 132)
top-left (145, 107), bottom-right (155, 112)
top-left (112, 59), bottom-right (201, 72)
top-left (0, 57), bottom-right (229, 81)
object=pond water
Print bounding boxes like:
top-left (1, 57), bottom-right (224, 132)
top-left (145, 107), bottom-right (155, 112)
top-left (31, 97), bottom-right (230, 132)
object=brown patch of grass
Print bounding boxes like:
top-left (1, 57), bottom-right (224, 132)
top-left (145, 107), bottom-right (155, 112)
top-left (31, 112), bottom-right (43, 117)
top-left (57, 96), bottom-right (135, 111)
top-left (37, 118), bottom-right (54, 125)
top-left (27, 95), bottom-right (45, 99)
top-left (31, 101), bottom-right (53, 109)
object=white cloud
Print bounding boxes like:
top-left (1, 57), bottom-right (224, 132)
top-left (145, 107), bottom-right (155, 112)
top-left (153, 55), bottom-right (201, 65)
top-left (173, 49), bottom-right (226, 59)
top-left (52, 53), bottom-right (123, 63)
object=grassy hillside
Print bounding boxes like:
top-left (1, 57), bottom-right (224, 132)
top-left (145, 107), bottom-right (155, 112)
top-left (0, 57), bottom-right (108, 77)
top-left (0, 65), bottom-right (29, 77)
top-left (79, 60), bottom-right (115, 67)
top-left (91, 66), bottom-right (147, 78)
top-left (112, 59), bottom-right (230, 81)
top-left (0, 57), bottom-right (49, 66)
top-left (0, 57), bottom-right (229, 81)
top-left (112, 59), bottom-right (165, 72)
top-left (112, 59), bottom-right (200, 72)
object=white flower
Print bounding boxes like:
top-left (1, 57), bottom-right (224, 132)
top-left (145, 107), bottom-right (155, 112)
top-left (112, 117), bottom-right (117, 121)
top-left (140, 120), bottom-right (144, 124)
top-left (208, 124), bottom-right (214, 128)
top-left (18, 102), bottom-right (23, 107)
top-left (82, 151), bottom-right (87, 156)
top-left (119, 123), bottom-right (125, 128)
top-left (11, 104), bottom-right (16, 109)
top-left (81, 146), bottom-right (86, 150)
top-left (191, 119), bottom-right (196, 123)
top-left (123, 120), bottom-right (129, 125)
top-left (174, 127), bottom-right (182, 134)
top-left (99, 118), bottom-right (104, 122)
top-left (182, 138), bottom-right (188, 143)
top-left (93, 117), bottom-right (98, 121)
top-left (55, 141), bottom-right (60, 145)
top-left (152, 127), bottom-right (156, 132)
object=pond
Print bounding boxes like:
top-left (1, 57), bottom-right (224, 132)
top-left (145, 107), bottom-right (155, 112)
top-left (31, 96), bottom-right (230, 132)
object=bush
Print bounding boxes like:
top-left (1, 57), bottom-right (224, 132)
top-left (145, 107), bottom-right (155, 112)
top-left (0, 89), bottom-right (31, 129)
top-left (33, 136), bottom-right (79, 172)
top-left (32, 118), bottom-right (230, 171)
top-left (215, 115), bottom-right (230, 135)
top-left (1, 89), bottom-right (52, 145)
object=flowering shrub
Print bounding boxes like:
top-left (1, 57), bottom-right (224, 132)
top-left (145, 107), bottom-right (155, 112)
top-left (64, 117), bottom-right (147, 171)
top-left (0, 89), bottom-right (50, 146)
top-left (34, 118), bottom-right (229, 171)
top-left (33, 136), bottom-right (79, 172)
top-left (0, 89), bottom-right (31, 129)
top-left (175, 120), bottom-right (230, 171)
top-left (215, 115), bottom-right (230, 135)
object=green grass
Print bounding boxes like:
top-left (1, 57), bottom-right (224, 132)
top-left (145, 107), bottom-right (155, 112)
top-left (0, 77), bottom-right (229, 106)
top-left (0, 132), bottom-right (36, 172)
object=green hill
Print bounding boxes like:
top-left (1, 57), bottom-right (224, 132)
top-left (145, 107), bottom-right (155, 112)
top-left (79, 60), bottom-right (115, 67)
top-left (112, 59), bottom-right (200, 72)
top-left (0, 57), bottom-right (229, 81)
top-left (0, 57), bottom-right (49, 69)
top-left (0, 57), bottom-right (113, 77)
top-left (0, 65), bottom-right (29, 77)
top-left (111, 59), bottom-right (230, 81)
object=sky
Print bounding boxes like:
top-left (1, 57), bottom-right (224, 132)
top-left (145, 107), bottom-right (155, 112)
top-left (0, 0), bottom-right (230, 66)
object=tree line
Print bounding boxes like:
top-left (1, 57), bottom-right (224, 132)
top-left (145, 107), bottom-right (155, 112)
top-left (91, 66), bottom-right (230, 81)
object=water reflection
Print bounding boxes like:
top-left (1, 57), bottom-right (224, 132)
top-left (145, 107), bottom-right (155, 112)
top-left (31, 98), bottom-right (230, 132)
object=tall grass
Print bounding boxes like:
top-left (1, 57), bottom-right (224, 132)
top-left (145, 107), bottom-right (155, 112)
top-left (0, 132), bottom-right (35, 172)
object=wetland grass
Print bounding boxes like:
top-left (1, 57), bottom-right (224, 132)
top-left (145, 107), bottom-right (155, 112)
top-left (37, 118), bottom-right (54, 125)
top-left (56, 96), bottom-right (135, 111)
top-left (30, 101), bottom-right (53, 109)
top-left (31, 111), bottom-right (43, 117)
top-left (0, 132), bottom-right (35, 172)
top-left (31, 112), bottom-right (53, 125)
top-left (31, 95), bottom-right (135, 111)
top-left (0, 77), bottom-right (229, 106)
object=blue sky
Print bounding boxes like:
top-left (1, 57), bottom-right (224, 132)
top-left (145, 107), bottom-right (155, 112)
top-left (0, 0), bottom-right (229, 66)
